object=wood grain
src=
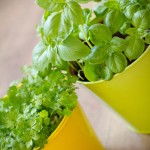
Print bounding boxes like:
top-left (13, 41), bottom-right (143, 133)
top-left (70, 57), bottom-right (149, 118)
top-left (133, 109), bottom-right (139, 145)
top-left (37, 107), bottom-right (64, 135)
top-left (0, 1), bottom-right (150, 150)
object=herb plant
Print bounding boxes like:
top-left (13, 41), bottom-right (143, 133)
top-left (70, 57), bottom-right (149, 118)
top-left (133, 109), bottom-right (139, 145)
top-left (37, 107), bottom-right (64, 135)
top-left (0, 66), bottom-right (77, 150)
top-left (33, 0), bottom-right (150, 82)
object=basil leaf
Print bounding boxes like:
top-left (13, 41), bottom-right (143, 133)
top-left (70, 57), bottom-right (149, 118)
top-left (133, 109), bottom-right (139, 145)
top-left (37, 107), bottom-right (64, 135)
top-left (83, 8), bottom-right (92, 25)
top-left (125, 28), bottom-right (138, 36)
top-left (84, 62), bottom-right (99, 81)
top-left (86, 46), bottom-right (107, 64)
top-left (110, 37), bottom-right (128, 52)
top-left (99, 65), bottom-right (114, 80)
top-left (118, 0), bottom-right (130, 9)
top-left (64, 1), bottom-right (84, 25)
top-left (94, 4), bottom-right (108, 17)
top-left (32, 42), bottom-right (50, 71)
top-left (125, 36), bottom-right (145, 60)
top-left (36, 0), bottom-right (64, 12)
top-left (89, 24), bottom-right (112, 45)
top-left (132, 10), bottom-right (150, 30)
top-left (119, 22), bottom-right (131, 35)
top-left (44, 12), bottom-right (72, 41)
top-left (124, 4), bottom-right (139, 20)
top-left (106, 52), bottom-right (127, 73)
top-left (54, 47), bottom-right (68, 69)
top-left (58, 36), bottom-right (91, 61)
top-left (105, 9), bottom-right (124, 34)
top-left (79, 24), bottom-right (89, 40)
top-left (104, 0), bottom-right (119, 9)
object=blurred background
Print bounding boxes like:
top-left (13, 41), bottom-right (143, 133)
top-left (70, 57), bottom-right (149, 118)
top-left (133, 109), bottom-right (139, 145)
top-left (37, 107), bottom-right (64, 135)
top-left (0, 1), bottom-right (150, 150)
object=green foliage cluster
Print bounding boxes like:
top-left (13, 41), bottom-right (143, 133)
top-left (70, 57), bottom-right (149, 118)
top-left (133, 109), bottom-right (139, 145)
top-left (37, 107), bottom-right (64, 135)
top-left (33, 0), bottom-right (150, 81)
top-left (0, 66), bottom-right (77, 150)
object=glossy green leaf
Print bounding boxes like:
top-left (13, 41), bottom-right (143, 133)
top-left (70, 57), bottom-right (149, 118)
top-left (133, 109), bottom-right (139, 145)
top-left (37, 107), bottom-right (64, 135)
top-left (94, 4), bottom-right (108, 17)
top-left (36, 0), bottom-right (64, 12)
top-left (64, 1), bottom-right (84, 25)
top-left (79, 24), bottom-right (89, 40)
top-left (105, 9), bottom-right (124, 34)
top-left (104, 0), bottom-right (119, 9)
top-left (118, 0), bottom-right (130, 9)
top-left (125, 28), bottom-right (138, 36)
top-left (32, 42), bottom-right (50, 71)
top-left (86, 46), bottom-right (107, 64)
top-left (125, 36), bottom-right (145, 60)
top-left (119, 22), bottom-right (131, 35)
top-left (124, 4), bottom-right (139, 20)
top-left (106, 52), bottom-right (127, 73)
top-left (83, 8), bottom-right (92, 24)
top-left (110, 37), bottom-right (128, 52)
top-left (99, 65), bottom-right (114, 80)
top-left (84, 62), bottom-right (99, 81)
top-left (89, 24), bottom-right (112, 45)
top-left (58, 36), bottom-right (91, 61)
top-left (132, 10), bottom-right (150, 30)
top-left (44, 12), bottom-right (72, 41)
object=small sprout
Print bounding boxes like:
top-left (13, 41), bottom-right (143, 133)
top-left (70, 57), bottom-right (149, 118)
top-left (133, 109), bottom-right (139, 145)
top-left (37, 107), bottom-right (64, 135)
top-left (40, 110), bottom-right (48, 118)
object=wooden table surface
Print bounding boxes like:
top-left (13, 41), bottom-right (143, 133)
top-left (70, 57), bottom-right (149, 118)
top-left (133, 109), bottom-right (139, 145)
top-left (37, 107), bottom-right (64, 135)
top-left (0, 1), bottom-right (150, 150)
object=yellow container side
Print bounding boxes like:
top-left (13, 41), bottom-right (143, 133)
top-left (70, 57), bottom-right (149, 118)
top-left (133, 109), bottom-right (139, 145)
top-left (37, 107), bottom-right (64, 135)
top-left (44, 104), bottom-right (104, 150)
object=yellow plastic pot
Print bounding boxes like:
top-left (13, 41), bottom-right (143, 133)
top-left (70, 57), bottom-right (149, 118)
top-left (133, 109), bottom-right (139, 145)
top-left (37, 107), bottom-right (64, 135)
top-left (44, 104), bottom-right (104, 150)
top-left (81, 46), bottom-right (150, 133)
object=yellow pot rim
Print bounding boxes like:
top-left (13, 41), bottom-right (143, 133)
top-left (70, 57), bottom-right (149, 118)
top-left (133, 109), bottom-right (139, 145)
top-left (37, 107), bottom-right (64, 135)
top-left (79, 45), bottom-right (150, 85)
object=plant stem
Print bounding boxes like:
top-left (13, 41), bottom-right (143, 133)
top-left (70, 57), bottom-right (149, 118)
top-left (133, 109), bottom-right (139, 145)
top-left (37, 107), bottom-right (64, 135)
top-left (81, 25), bottom-right (93, 48)
top-left (76, 61), bottom-right (83, 70)
top-left (68, 62), bottom-right (78, 72)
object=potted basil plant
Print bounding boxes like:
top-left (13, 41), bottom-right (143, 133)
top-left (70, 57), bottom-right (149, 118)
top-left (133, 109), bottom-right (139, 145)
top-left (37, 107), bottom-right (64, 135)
top-left (0, 66), bottom-right (104, 150)
top-left (33, 0), bottom-right (150, 133)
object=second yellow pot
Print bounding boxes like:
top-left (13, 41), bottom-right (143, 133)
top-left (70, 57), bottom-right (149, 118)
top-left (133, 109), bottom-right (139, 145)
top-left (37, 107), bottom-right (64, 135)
top-left (44, 104), bottom-right (104, 150)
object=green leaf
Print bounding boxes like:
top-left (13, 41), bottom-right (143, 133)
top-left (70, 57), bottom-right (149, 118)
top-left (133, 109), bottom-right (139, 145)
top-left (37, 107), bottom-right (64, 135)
top-left (124, 4), bottom-right (140, 20)
top-left (125, 28), bottom-right (138, 36)
top-left (89, 24), bottom-right (112, 45)
top-left (119, 22), bottom-right (131, 35)
top-left (99, 65), bottom-right (114, 80)
top-left (132, 10), bottom-right (150, 30)
top-left (104, 0), bottom-right (119, 9)
top-left (105, 9), bottom-right (124, 34)
top-left (44, 12), bottom-right (73, 41)
top-left (32, 42), bottom-right (50, 71)
top-left (40, 110), bottom-right (48, 118)
top-left (118, 0), bottom-right (131, 9)
top-left (58, 36), bottom-right (91, 61)
top-left (110, 37), bottom-right (128, 52)
top-left (64, 1), bottom-right (84, 25)
top-left (84, 62), bottom-right (99, 81)
top-left (25, 140), bottom-right (33, 148)
top-left (36, 0), bottom-right (64, 12)
top-left (125, 36), bottom-right (145, 60)
top-left (86, 46), bottom-right (107, 64)
top-left (83, 8), bottom-right (92, 25)
top-left (44, 117), bottom-right (50, 125)
top-left (94, 4), bottom-right (108, 17)
top-left (106, 52), bottom-right (127, 73)
top-left (79, 24), bottom-right (89, 40)
top-left (46, 45), bottom-right (57, 64)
